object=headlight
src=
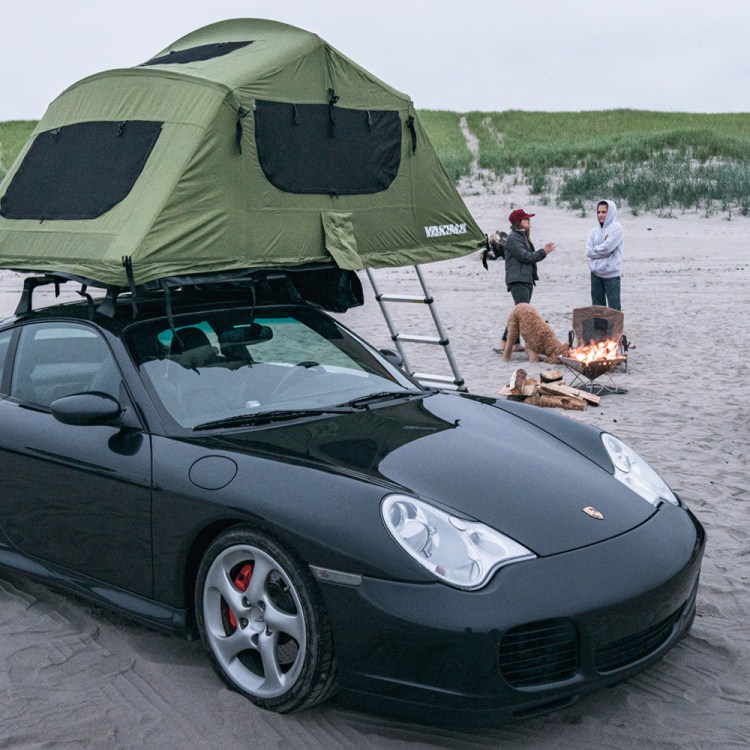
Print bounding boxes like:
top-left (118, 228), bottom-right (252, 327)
top-left (381, 495), bottom-right (535, 590)
top-left (601, 433), bottom-right (679, 507)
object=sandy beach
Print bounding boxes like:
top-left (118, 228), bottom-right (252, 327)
top-left (1, 181), bottom-right (749, 749)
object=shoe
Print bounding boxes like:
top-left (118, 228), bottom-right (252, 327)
top-left (493, 346), bottom-right (504, 354)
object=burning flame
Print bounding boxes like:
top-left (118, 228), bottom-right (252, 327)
top-left (568, 339), bottom-right (622, 364)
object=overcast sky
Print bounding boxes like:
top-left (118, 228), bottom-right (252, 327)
top-left (2, 0), bottom-right (749, 121)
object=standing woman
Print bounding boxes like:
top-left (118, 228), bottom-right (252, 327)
top-left (495, 208), bottom-right (556, 353)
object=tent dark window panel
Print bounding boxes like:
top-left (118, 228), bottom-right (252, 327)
top-left (142, 42), bottom-right (253, 66)
top-left (0, 121), bottom-right (163, 221)
top-left (254, 100), bottom-right (401, 195)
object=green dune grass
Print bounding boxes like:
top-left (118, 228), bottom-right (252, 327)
top-left (4, 110), bottom-right (750, 214)
top-left (0, 120), bottom-right (36, 177)
top-left (461, 109), bottom-right (750, 215)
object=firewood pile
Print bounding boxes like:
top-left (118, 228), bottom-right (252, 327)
top-left (499, 368), bottom-right (601, 410)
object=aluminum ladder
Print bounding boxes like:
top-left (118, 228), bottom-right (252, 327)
top-left (365, 265), bottom-right (467, 391)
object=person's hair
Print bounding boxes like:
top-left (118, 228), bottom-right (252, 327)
top-left (511, 221), bottom-right (531, 244)
top-left (597, 200), bottom-right (608, 209)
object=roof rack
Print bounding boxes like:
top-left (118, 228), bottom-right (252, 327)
top-left (13, 265), bottom-right (364, 319)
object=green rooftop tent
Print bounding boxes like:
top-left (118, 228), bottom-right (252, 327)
top-left (0, 19), bottom-right (484, 295)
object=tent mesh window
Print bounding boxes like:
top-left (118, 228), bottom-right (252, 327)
top-left (0, 121), bottom-right (163, 221)
top-left (141, 41), bottom-right (253, 66)
top-left (254, 100), bottom-right (401, 195)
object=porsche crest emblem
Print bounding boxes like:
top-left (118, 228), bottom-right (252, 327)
top-left (582, 506), bottom-right (604, 520)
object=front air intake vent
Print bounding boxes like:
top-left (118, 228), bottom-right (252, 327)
top-left (595, 607), bottom-right (682, 672)
top-left (499, 619), bottom-right (579, 688)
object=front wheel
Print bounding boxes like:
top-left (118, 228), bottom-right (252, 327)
top-left (195, 526), bottom-right (337, 713)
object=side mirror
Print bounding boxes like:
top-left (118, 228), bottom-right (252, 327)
top-left (379, 348), bottom-right (403, 368)
top-left (51, 392), bottom-right (123, 426)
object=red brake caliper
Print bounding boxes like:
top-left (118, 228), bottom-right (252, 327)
top-left (227, 563), bottom-right (254, 631)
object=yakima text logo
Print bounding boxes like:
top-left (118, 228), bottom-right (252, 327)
top-left (424, 222), bottom-right (467, 238)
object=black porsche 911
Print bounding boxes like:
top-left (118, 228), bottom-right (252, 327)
top-left (0, 274), bottom-right (704, 727)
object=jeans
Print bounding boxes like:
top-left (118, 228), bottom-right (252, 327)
top-left (501, 283), bottom-right (533, 341)
top-left (590, 273), bottom-right (621, 311)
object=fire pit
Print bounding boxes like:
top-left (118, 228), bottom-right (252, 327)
top-left (561, 339), bottom-right (627, 394)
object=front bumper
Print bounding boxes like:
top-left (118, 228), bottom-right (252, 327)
top-left (317, 504), bottom-right (705, 727)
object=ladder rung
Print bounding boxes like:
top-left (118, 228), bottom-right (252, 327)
top-left (422, 383), bottom-right (464, 391)
top-left (413, 378), bottom-right (465, 392)
top-left (412, 372), bottom-right (460, 384)
top-left (395, 334), bottom-right (444, 345)
top-left (377, 293), bottom-right (432, 304)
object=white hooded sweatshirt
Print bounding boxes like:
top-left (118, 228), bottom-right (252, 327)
top-left (586, 199), bottom-right (623, 279)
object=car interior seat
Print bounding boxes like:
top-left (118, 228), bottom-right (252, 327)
top-left (169, 327), bottom-right (221, 369)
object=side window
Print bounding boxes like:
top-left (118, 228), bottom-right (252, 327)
top-left (0, 329), bottom-right (12, 395)
top-left (10, 323), bottom-right (120, 408)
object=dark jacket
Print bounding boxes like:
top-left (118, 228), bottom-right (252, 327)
top-left (503, 228), bottom-right (548, 289)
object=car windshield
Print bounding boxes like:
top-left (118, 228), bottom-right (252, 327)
top-left (124, 305), bottom-right (419, 429)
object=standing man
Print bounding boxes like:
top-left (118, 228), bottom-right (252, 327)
top-left (586, 199), bottom-right (623, 310)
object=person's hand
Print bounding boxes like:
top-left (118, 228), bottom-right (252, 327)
top-left (544, 242), bottom-right (556, 255)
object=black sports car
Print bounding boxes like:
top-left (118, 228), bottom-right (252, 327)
top-left (0, 275), bottom-right (704, 727)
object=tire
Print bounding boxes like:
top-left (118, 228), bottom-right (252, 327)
top-left (195, 526), bottom-right (337, 713)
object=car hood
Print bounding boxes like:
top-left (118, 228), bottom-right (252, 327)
top-left (209, 393), bottom-right (656, 556)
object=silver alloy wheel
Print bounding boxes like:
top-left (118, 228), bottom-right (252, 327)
top-left (202, 543), bottom-right (307, 698)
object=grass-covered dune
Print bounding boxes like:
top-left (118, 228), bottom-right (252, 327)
top-left (4, 110), bottom-right (750, 215)
top-left (0, 121), bottom-right (37, 177)
top-left (465, 109), bottom-right (750, 215)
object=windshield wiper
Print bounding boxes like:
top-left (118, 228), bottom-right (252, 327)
top-left (194, 391), bottom-right (428, 430)
top-left (337, 390), bottom-right (427, 409)
top-left (193, 407), bottom-right (352, 431)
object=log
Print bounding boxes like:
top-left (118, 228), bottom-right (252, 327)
top-left (499, 382), bottom-right (537, 398)
top-left (538, 394), bottom-right (586, 411)
top-left (509, 368), bottom-right (528, 392)
top-left (540, 381), bottom-right (601, 406)
top-left (540, 368), bottom-right (564, 383)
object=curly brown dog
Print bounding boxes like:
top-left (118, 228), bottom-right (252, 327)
top-left (503, 303), bottom-right (569, 364)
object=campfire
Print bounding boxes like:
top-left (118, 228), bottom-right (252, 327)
top-left (561, 338), bottom-right (627, 392)
top-left (568, 339), bottom-right (622, 364)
